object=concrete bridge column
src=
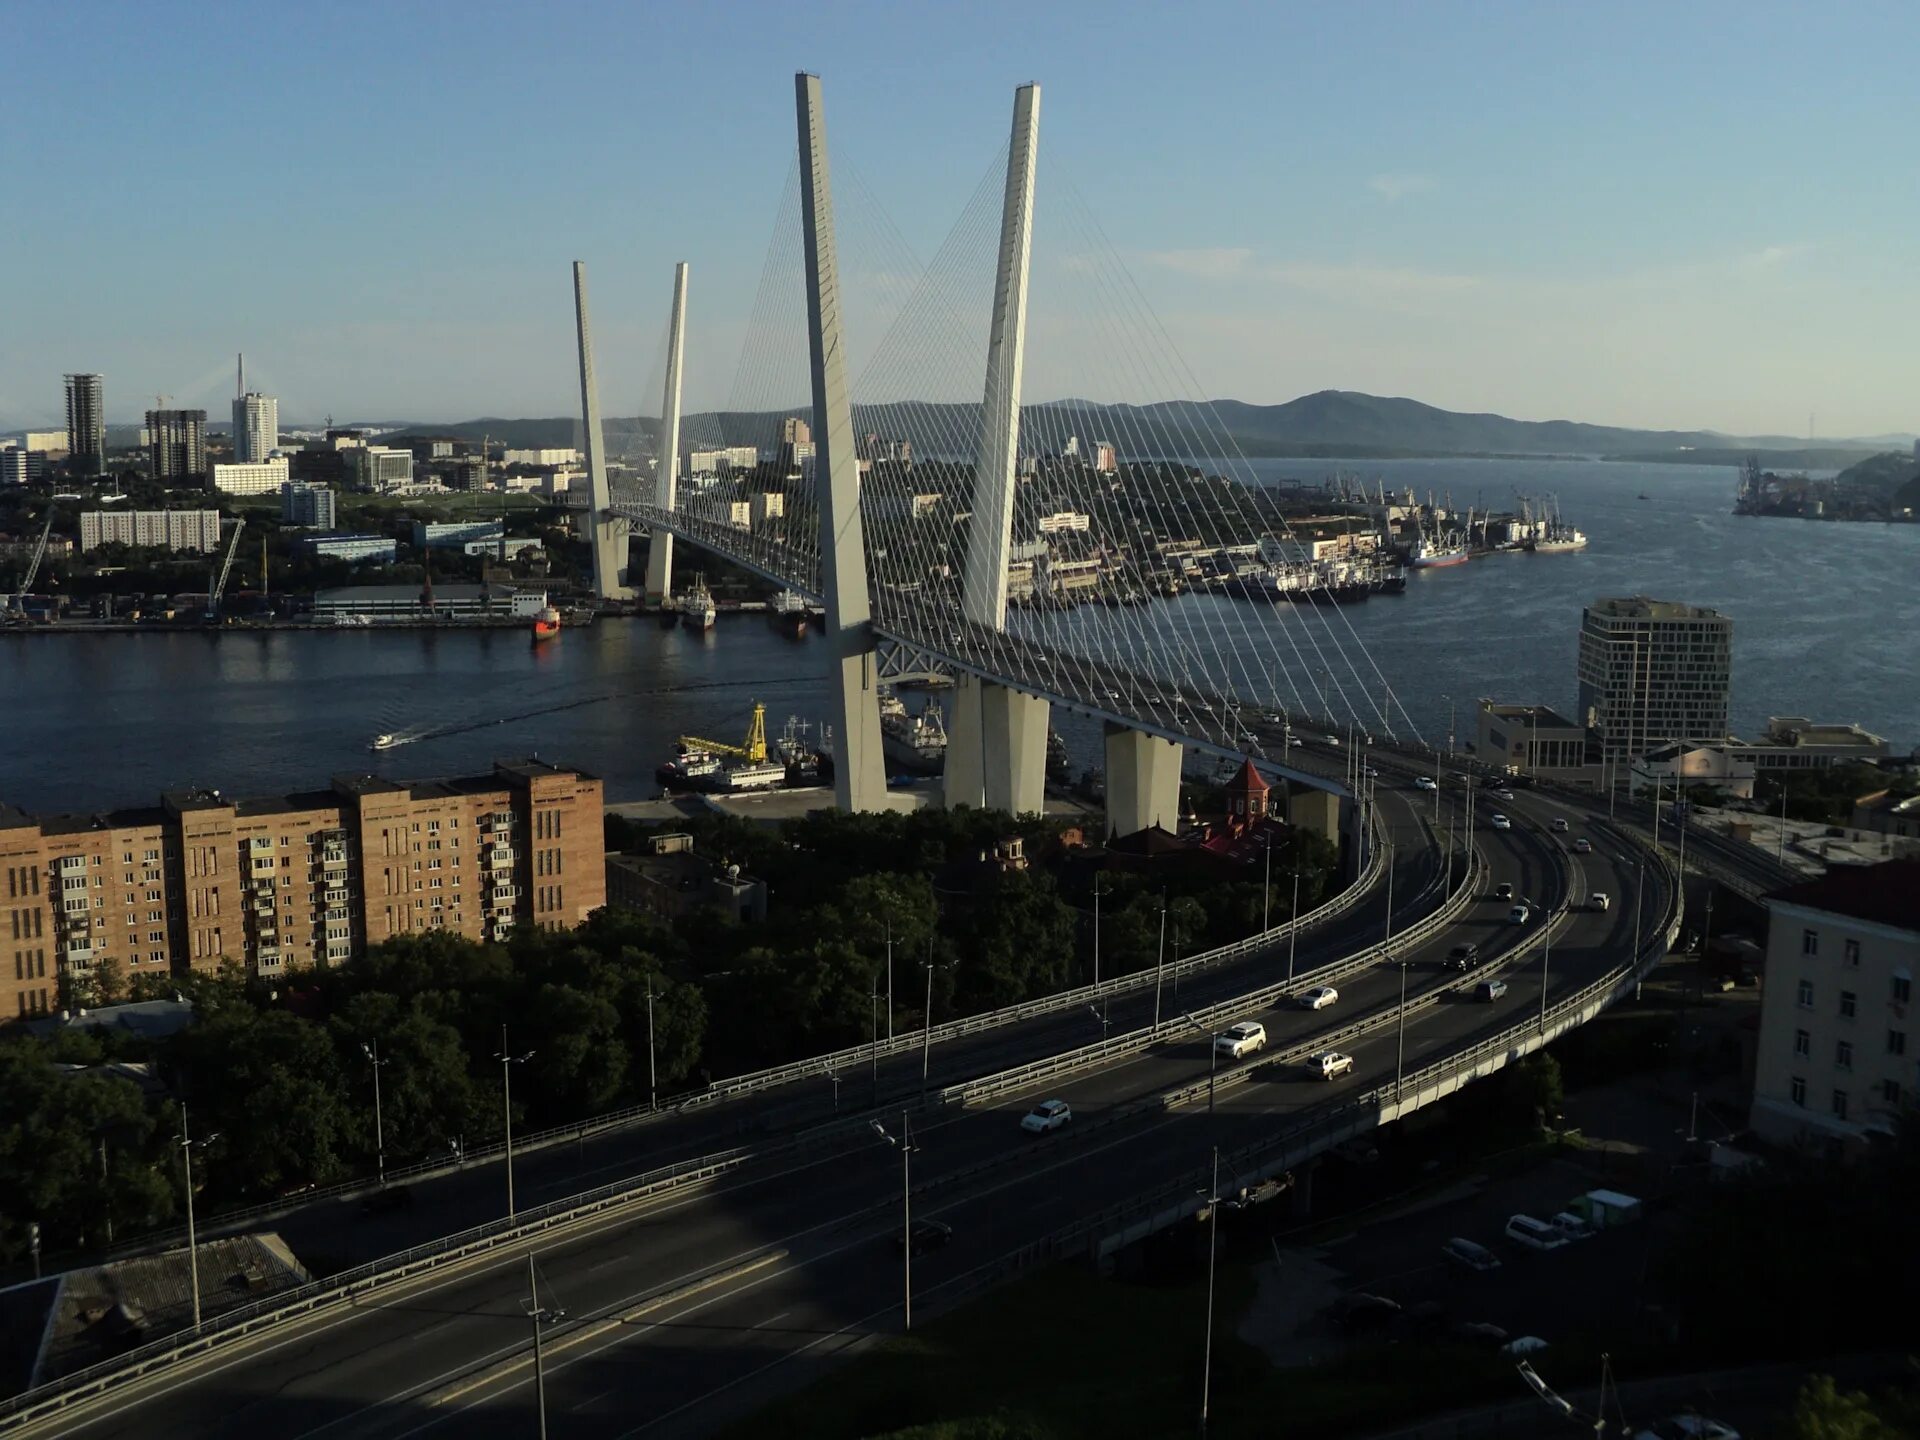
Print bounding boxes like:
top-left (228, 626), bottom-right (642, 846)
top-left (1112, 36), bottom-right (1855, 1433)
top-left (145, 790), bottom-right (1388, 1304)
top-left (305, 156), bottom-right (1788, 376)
top-left (947, 676), bottom-right (1048, 814)
top-left (642, 262), bottom-right (688, 607)
top-left (572, 261), bottom-right (632, 601)
top-left (1104, 724), bottom-right (1181, 838)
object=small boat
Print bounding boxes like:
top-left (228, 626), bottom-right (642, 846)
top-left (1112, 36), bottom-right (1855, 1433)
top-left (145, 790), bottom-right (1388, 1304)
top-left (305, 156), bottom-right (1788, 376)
top-left (369, 733), bottom-right (403, 752)
top-left (531, 604), bottom-right (561, 643)
top-left (1638, 493), bottom-right (1652, 501)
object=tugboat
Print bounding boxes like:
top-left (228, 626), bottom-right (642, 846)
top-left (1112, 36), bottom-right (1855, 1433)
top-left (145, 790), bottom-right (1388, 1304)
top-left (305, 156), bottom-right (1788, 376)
top-left (531, 603), bottom-right (562, 643)
top-left (681, 575), bottom-right (717, 632)
top-left (769, 590), bottom-right (809, 637)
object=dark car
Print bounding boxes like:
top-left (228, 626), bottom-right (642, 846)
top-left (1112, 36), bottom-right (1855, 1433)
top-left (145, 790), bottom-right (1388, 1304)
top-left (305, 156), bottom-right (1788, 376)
top-left (1327, 1293), bottom-right (1403, 1332)
top-left (894, 1219), bottom-right (953, 1256)
top-left (358, 1185), bottom-right (414, 1216)
top-left (1494, 882), bottom-right (1515, 902)
top-left (1444, 943), bottom-right (1481, 971)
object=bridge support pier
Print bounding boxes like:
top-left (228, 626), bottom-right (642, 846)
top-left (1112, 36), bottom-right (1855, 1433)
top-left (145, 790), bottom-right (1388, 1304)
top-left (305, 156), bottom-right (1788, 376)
top-left (1104, 724), bottom-right (1181, 838)
top-left (573, 260), bottom-right (632, 601)
top-left (642, 262), bottom-right (688, 608)
top-left (945, 675), bottom-right (1048, 815)
top-left (797, 73), bottom-right (888, 813)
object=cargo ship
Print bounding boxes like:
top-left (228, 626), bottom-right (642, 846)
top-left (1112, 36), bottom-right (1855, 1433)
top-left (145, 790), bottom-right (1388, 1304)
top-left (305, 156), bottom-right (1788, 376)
top-left (1406, 533), bottom-right (1470, 568)
top-left (532, 604), bottom-right (561, 643)
top-left (681, 575), bottom-right (717, 632)
top-left (769, 590), bottom-right (809, 637)
top-left (879, 690), bottom-right (948, 773)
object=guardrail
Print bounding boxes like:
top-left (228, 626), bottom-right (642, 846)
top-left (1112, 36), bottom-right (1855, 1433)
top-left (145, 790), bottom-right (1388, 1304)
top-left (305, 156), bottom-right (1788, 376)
top-left (123, 810), bottom-right (1398, 1258)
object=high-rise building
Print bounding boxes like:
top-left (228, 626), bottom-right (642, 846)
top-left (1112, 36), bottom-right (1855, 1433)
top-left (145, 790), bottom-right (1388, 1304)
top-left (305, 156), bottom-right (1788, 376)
top-left (348, 446), bottom-right (414, 493)
top-left (210, 457), bottom-right (290, 495)
top-left (779, 417), bottom-right (811, 446)
top-left (281, 481), bottom-right (336, 528)
top-left (0, 759), bottom-right (604, 1021)
top-left (64, 374), bottom-right (105, 473)
top-left (1, 450), bottom-right (46, 486)
top-left (233, 393), bottom-right (279, 462)
top-left (146, 409), bottom-right (208, 481)
top-left (1575, 596), bottom-right (1732, 763)
top-left (78, 510), bottom-right (223, 553)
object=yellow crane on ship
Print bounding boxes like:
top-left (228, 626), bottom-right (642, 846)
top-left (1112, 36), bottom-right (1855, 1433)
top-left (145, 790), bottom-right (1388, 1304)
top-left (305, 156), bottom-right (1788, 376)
top-left (680, 702), bottom-right (768, 763)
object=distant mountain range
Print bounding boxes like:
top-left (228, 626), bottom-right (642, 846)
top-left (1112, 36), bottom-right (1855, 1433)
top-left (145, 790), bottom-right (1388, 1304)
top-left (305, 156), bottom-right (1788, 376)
top-left (48, 391), bottom-right (1902, 463)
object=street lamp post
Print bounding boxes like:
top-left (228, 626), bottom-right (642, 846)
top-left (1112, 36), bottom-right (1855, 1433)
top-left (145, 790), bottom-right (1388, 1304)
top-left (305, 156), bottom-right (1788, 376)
top-left (645, 977), bottom-right (658, 1113)
top-left (1093, 877), bottom-right (1104, 985)
top-left (495, 1026), bottom-right (535, 1220)
top-left (885, 916), bottom-right (895, 1041)
top-left (920, 957), bottom-right (953, 1089)
top-left (1393, 956), bottom-right (1409, 1099)
top-left (1154, 899), bottom-right (1169, 1029)
top-left (360, 1039), bottom-right (388, 1186)
top-left (1540, 927), bottom-right (1553, 1033)
top-left (871, 1114), bottom-right (917, 1329)
top-left (1200, 1146), bottom-right (1221, 1438)
top-left (870, 981), bottom-right (881, 1094)
top-left (1287, 869), bottom-right (1302, 985)
top-left (1382, 840), bottom-right (1396, 946)
top-left (525, 1254), bottom-right (564, 1440)
top-left (176, 1103), bottom-right (219, 1331)
top-left (1261, 836), bottom-right (1272, 933)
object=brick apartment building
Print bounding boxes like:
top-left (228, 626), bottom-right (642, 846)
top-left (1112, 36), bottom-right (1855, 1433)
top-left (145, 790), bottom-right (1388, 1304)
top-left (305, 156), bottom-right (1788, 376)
top-left (1, 760), bottom-right (603, 1023)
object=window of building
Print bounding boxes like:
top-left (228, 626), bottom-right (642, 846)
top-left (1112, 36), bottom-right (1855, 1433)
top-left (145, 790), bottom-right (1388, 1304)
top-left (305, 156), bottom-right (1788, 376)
top-left (1895, 974), bottom-right (1913, 1005)
top-left (1840, 991), bottom-right (1857, 1019)
top-left (1883, 1080), bottom-right (1902, 1107)
top-left (1794, 1029), bottom-right (1810, 1058)
top-left (1889, 1030), bottom-right (1907, 1057)
top-left (1832, 1089), bottom-right (1849, 1121)
top-left (1844, 938), bottom-right (1861, 968)
top-left (1790, 1076), bottom-right (1806, 1106)
top-left (1802, 929), bottom-right (1818, 957)
top-left (1836, 1040), bottom-right (1854, 1070)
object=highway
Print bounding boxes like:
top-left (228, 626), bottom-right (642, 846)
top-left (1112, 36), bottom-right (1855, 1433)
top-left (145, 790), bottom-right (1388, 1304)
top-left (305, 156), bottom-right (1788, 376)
top-left (21, 778), bottom-right (1666, 1440)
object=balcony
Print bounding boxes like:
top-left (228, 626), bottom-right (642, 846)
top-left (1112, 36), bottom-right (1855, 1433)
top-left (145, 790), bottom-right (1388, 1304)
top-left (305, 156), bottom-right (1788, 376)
top-left (491, 885), bottom-right (518, 903)
top-left (322, 854), bottom-right (349, 872)
top-left (487, 850), bottom-right (514, 869)
top-left (62, 895), bottom-right (92, 917)
top-left (324, 905), bottom-right (348, 923)
top-left (324, 887), bottom-right (349, 906)
top-left (57, 856), bottom-right (86, 876)
top-left (63, 940), bottom-right (94, 961)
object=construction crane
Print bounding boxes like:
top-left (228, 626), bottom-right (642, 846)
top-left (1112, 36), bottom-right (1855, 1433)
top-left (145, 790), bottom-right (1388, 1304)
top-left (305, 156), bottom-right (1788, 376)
top-left (680, 702), bottom-right (768, 763)
top-left (5, 506), bottom-right (57, 618)
top-left (207, 516), bottom-right (247, 622)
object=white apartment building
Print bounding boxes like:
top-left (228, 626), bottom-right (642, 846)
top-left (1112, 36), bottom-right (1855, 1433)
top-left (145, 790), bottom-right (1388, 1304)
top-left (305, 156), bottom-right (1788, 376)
top-left (78, 510), bottom-right (223, 554)
top-left (232, 393), bottom-right (279, 462)
top-left (1575, 596), bottom-right (1732, 764)
top-left (502, 447), bottom-right (580, 468)
top-left (23, 430), bottom-right (69, 455)
top-left (211, 457), bottom-right (291, 496)
top-left (1751, 859), bottom-right (1920, 1151)
top-left (688, 446), bottom-right (760, 475)
top-left (348, 447), bottom-right (414, 493)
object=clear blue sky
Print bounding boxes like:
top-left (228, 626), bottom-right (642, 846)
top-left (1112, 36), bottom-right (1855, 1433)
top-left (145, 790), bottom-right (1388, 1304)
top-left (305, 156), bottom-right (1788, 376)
top-left (5, 0), bottom-right (1915, 437)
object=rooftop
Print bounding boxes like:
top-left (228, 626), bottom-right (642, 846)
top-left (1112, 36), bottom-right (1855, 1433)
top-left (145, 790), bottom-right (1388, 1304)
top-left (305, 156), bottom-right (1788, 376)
top-left (1762, 716), bottom-right (1889, 750)
top-left (1482, 701), bottom-right (1582, 732)
top-left (24, 998), bottom-right (195, 1042)
top-left (1768, 859), bottom-right (1920, 934)
top-left (1587, 596), bottom-right (1727, 623)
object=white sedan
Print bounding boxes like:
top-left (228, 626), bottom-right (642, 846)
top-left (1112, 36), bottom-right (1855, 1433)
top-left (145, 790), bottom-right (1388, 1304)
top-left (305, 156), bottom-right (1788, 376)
top-left (1414, 775), bottom-right (1438, 791)
top-left (1300, 985), bottom-right (1340, 1011)
top-left (1489, 813), bottom-right (1513, 831)
top-left (1020, 1099), bottom-right (1073, 1134)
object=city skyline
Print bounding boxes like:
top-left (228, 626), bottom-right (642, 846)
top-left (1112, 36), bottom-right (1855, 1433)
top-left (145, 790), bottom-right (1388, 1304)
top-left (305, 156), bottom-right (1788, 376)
top-left (3, 1), bottom-right (1916, 437)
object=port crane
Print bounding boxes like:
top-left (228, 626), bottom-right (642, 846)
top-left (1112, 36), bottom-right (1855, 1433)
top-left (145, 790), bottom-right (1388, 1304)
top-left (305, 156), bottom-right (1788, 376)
top-left (4, 506), bottom-right (57, 618)
top-left (207, 516), bottom-right (247, 622)
top-left (680, 702), bottom-right (768, 763)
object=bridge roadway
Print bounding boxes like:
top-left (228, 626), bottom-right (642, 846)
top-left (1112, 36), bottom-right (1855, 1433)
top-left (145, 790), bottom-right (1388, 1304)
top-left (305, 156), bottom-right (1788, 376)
top-left (169, 762), bottom-right (1439, 1277)
top-left (30, 783), bottom-right (1655, 1440)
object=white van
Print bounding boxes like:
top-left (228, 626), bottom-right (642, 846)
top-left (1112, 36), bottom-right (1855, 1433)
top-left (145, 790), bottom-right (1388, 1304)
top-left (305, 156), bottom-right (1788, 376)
top-left (1504, 1214), bottom-right (1567, 1251)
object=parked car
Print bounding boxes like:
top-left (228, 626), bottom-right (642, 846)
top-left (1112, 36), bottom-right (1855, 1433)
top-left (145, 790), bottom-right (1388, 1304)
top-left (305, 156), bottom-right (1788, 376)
top-left (1414, 775), bottom-right (1438, 791)
top-left (1504, 1214), bottom-right (1568, 1251)
top-left (1573, 837), bottom-right (1593, 854)
top-left (1444, 942), bottom-right (1482, 971)
top-left (1300, 985), bottom-right (1340, 1011)
top-left (1549, 1211), bottom-right (1595, 1242)
top-left (1494, 882), bottom-right (1515, 901)
top-left (1215, 1021), bottom-right (1267, 1060)
top-left (1326, 1293), bottom-right (1401, 1332)
top-left (1590, 892), bottom-right (1611, 912)
top-left (1508, 904), bottom-right (1532, 925)
top-left (1020, 1099), bottom-right (1073, 1134)
top-left (1309, 1051), bottom-right (1354, 1080)
top-left (1633, 1416), bottom-right (1742, 1440)
top-left (1489, 813), bottom-right (1513, 830)
top-left (1550, 817), bottom-right (1569, 833)
top-left (895, 1219), bottom-right (954, 1255)
top-left (1502, 1335), bottom-right (1551, 1355)
top-left (1475, 978), bottom-right (1509, 1002)
top-left (1441, 1237), bottom-right (1502, 1272)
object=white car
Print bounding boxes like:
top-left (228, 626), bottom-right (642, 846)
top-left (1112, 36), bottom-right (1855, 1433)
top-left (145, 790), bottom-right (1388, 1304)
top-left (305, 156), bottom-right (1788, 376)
top-left (1020, 1099), bottom-right (1072, 1134)
top-left (1414, 775), bottom-right (1438, 791)
top-left (1590, 892), bottom-right (1611, 912)
top-left (1504, 1214), bottom-right (1567, 1251)
top-left (1573, 837), bottom-right (1593, 854)
top-left (1214, 1021), bottom-right (1268, 1059)
top-left (1634, 1417), bottom-right (1742, 1440)
top-left (1300, 985), bottom-right (1339, 1011)
top-left (1550, 817), bottom-right (1569, 833)
top-left (1323, 735), bottom-right (1341, 747)
top-left (1508, 904), bottom-right (1532, 925)
top-left (1309, 1051), bottom-right (1354, 1080)
top-left (1489, 813), bottom-right (1512, 830)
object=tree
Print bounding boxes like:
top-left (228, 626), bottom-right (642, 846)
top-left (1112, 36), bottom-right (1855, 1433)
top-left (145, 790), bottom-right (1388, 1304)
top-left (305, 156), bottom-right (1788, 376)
top-left (522, 982), bottom-right (628, 1119)
top-left (958, 871), bottom-right (1079, 1010)
top-left (1787, 1375), bottom-right (1906, 1440)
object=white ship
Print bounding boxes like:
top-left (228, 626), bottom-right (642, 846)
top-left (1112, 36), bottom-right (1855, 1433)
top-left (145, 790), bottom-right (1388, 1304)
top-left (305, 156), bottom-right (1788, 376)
top-left (878, 690), bottom-right (948, 773)
top-left (680, 575), bottom-right (717, 631)
top-left (769, 590), bottom-right (809, 636)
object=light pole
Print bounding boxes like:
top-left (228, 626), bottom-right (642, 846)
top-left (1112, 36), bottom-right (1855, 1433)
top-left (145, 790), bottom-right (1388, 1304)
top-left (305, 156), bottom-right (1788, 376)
top-left (1154, 898), bottom-right (1169, 1029)
top-left (871, 1114), bottom-right (917, 1329)
top-left (1093, 876), bottom-right (1105, 985)
top-left (1382, 840), bottom-right (1396, 947)
top-left (1393, 955), bottom-right (1409, 1098)
top-left (1287, 869), bottom-right (1302, 985)
top-left (495, 1026), bottom-right (535, 1220)
top-left (885, 916), bottom-right (895, 1040)
top-left (524, 1253), bottom-right (564, 1440)
top-left (870, 980), bottom-right (881, 1093)
top-left (1261, 836), bottom-right (1272, 933)
top-left (1200, 1146), bottom-right (1221, 1438)
top-left (921, 958), bottom-right (953, 1089)
top-left (176, 1103), bottom-right (219, 1331)
top-left (1777, 784), bottom-right (1789, 865)
top-left (644, 977), bottom-right (659, 1113)
top-left (1089, 1002), bottom-right (1111, 1043)
top-left (360, 1039), bottom-right (388, 1186)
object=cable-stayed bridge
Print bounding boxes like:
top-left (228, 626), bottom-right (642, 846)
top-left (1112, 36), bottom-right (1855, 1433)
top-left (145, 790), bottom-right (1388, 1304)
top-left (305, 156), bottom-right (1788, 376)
top-left (580, 74), bottom-right (1419, 838)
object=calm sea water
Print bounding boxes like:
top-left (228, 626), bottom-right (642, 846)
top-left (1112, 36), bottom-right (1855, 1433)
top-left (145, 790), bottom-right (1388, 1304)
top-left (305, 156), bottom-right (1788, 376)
top-left (0, 457), bottom-right (1913, 813)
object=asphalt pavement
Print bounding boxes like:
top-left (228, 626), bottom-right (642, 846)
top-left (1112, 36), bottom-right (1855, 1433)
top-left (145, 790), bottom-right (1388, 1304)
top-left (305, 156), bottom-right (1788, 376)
top-left (26, 775), bottom-right (1667, 1440)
